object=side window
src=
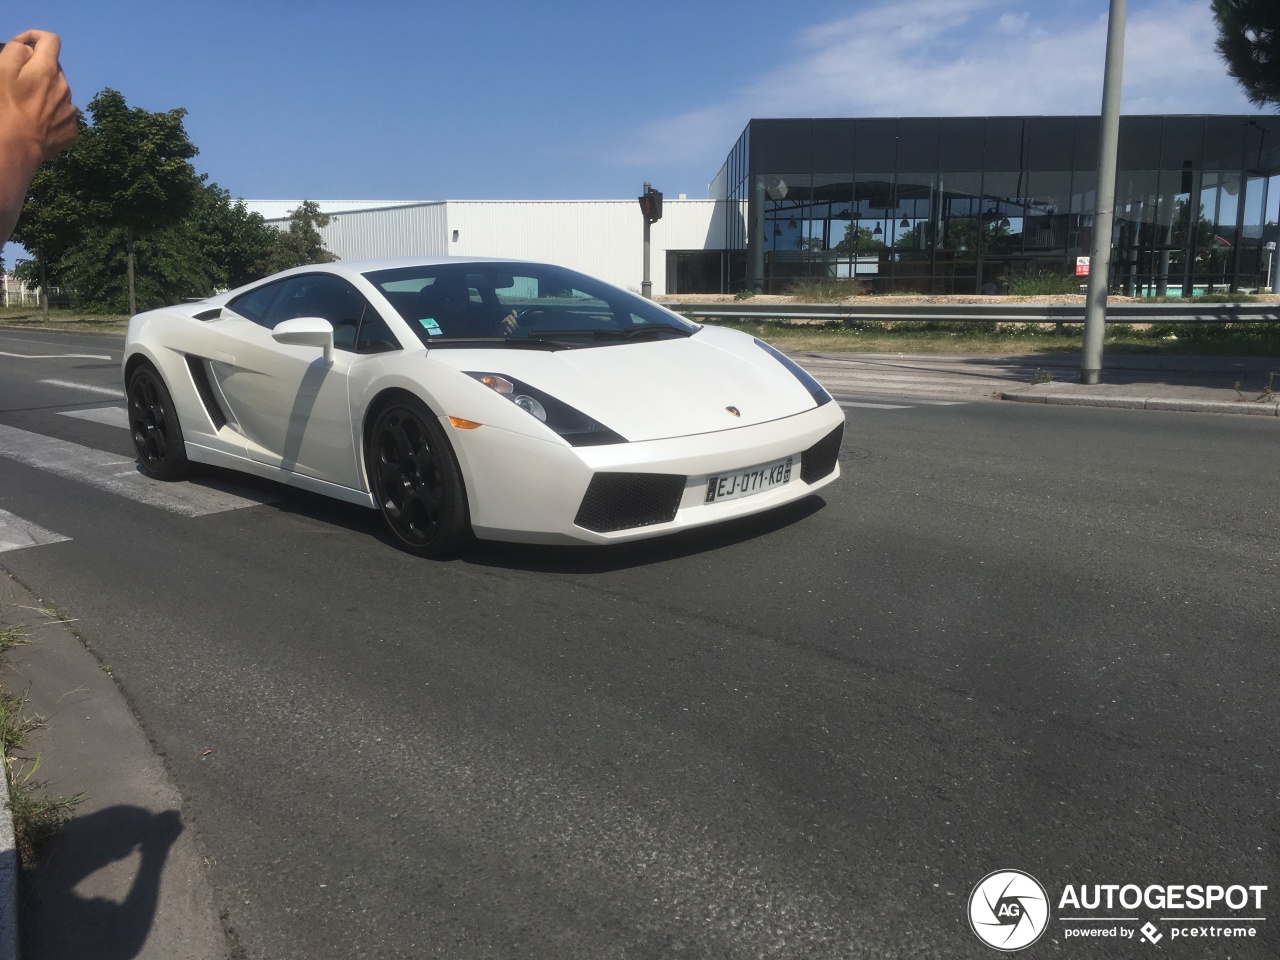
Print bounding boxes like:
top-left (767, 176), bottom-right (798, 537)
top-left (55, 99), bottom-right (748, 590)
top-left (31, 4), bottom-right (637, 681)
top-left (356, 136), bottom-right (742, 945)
top-left (266, 275), bottom-right (369, 350)
top-left (355, 307), bottom-right (400, 354)
top-left (227, 280), bottom-right (287, 326)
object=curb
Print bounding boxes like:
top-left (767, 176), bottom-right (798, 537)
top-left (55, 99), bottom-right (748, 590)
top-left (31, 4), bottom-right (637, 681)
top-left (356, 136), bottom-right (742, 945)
top-left (0, 787), bottom-right (13, 960)
top-left (1000, 392), bottom-right (1280, 416)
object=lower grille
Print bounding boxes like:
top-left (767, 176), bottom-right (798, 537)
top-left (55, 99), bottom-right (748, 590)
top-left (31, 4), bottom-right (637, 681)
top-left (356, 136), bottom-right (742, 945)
top-left (574, 473), bottom-right (686, 533)
top-left (801, 423), bottom-right (844, 484)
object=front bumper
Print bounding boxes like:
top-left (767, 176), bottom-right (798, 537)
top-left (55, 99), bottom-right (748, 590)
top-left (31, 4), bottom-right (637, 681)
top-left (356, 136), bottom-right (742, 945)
top-left (449, 401), bottom-right (846, 545)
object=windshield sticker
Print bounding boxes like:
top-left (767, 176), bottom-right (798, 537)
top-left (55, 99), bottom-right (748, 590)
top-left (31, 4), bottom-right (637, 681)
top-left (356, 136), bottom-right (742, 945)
top-left (418, 317), bottom-right (443, 336)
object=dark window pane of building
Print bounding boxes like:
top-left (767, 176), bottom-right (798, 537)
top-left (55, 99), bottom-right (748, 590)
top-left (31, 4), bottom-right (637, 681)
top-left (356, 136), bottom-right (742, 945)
top-left (854, 118), bottom-right (897, 170)
top-left (939, 118), bottom-right (985, 171)
top-left (984, 118), bottom-right (1025, 171)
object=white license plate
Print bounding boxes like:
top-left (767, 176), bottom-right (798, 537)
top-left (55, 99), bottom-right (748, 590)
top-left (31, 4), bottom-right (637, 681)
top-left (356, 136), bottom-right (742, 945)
top-left (705, 455), bottom-right (795, 504)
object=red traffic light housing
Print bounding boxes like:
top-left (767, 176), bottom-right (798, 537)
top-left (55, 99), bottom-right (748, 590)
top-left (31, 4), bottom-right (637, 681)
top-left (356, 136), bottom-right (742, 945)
top-left (638, 187), bottom-right (663, 224)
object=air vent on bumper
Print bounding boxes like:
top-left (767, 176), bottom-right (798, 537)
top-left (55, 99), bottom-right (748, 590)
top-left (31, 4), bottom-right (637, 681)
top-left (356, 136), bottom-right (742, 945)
top-left (574, 473), bottom-right (686, 533)
top-left (801, 423), bottom-right (844, 484)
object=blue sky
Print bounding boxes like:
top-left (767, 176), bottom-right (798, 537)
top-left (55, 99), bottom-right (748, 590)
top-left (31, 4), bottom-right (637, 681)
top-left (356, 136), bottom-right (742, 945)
top-left (9, 0), bottom-right (1262, 204)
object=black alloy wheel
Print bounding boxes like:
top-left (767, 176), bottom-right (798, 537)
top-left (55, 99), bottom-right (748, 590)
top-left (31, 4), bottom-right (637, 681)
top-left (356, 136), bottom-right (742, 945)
top-left (127, 363), bottom-right (189, 480)
top-left (368, 399), bottom-right (471, 557)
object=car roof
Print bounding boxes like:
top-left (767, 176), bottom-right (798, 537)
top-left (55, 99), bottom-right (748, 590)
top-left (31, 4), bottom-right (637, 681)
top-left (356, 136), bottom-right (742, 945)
top-left (208, 256), bottom-right (544, 304)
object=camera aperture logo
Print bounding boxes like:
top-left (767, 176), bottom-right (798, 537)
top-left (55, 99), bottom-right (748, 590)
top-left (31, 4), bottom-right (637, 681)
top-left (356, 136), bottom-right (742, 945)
top-left (969, 870), bottom-right (1050, 951)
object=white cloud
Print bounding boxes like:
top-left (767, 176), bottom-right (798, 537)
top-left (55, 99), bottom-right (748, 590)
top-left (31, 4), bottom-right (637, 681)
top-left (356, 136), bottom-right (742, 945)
top-left (619, 0), bottom-right (1255, 172)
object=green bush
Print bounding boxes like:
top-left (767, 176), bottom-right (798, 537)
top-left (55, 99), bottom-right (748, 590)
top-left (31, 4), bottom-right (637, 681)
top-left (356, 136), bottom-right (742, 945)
top-left (786, 277), bottom-right (865, 302)
top-left (1005, 270), bottom-right (1081, 296)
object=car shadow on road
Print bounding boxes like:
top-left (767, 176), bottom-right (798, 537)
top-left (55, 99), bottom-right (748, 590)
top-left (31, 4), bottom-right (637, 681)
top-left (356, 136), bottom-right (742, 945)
top-left (187, 463), bottom-right (832, 573)
top-left (460, 496), bottom-right (829, 574)
top-left (20, 805), bottom-right (183, 960)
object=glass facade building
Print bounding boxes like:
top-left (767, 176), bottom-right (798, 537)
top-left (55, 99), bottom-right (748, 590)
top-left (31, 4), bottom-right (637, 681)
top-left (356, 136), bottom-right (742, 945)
top-left (710, 116), bottom-right (1280, 295)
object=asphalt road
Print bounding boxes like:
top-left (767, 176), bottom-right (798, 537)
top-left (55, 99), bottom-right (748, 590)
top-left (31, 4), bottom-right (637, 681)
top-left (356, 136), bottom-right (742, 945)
top-left (1, 328), bottom-right (1277, 958)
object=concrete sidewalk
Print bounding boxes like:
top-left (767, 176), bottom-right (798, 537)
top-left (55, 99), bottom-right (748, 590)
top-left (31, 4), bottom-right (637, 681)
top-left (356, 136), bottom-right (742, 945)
top-left (0, 574), bottom-right (228, 960)
top-left (796, 351), bottom-right (1280, 415)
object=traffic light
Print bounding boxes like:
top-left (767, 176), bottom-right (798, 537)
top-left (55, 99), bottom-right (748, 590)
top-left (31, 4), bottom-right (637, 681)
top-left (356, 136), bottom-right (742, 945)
top-left (638, 187), bottom-right (663, 224)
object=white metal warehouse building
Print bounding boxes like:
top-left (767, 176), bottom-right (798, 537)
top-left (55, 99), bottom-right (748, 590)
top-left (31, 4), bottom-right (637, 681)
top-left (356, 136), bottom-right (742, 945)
top-left (243, 199), bottom-right (740, 297)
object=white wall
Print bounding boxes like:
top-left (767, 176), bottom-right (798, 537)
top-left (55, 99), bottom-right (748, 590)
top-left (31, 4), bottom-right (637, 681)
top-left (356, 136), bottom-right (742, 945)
top-left (259, 198), bottom-right (735, 296)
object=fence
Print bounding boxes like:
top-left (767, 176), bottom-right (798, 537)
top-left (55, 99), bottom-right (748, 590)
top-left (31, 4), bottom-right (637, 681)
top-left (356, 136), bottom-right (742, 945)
top-left (1, 275), bottom-right (64, 308)
top-left (659, 301), bottom-right (1280, 325)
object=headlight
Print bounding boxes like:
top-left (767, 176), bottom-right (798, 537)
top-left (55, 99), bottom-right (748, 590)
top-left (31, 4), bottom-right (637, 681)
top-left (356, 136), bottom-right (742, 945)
top-left (467, 372), bottom-right (626, 446)
top-left (754, 338), bottom-right (832, 406)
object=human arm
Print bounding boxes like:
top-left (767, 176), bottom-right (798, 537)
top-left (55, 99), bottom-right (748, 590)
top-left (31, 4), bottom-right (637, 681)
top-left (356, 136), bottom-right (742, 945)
top-left (0, 31), bottom-right (77, 244)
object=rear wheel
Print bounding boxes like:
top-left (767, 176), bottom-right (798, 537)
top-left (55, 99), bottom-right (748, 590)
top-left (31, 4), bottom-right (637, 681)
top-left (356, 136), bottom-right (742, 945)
top-left (127, 362), bottom-right (189, 480)
top-left (368, 399), bottom-right (472, 557)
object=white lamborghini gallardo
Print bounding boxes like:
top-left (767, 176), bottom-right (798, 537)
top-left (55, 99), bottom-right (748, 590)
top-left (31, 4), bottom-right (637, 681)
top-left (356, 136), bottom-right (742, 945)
top-left (123, 258), bottom-right (844, 555)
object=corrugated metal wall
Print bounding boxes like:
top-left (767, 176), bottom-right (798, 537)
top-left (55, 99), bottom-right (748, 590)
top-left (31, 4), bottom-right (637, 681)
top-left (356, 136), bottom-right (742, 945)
top-left (268, 199), bottom-right (734, 295)
top-left (320, 203), bottom-right (450, 260)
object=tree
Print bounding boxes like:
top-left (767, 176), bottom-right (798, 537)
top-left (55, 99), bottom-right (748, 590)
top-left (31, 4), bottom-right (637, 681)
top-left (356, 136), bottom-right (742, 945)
top-left (1213, 0), bottom-right (1280, 109)
top-left (53, 183), bottom-right (281, 312)
top-left (74, 88), bottom-right (201, 314)
top-left (833, 224), bottom-right (886, 256)
top-left (10, 138), bottom-right (83, 319)
top-left (261, 200), bottom-right (338, 274)
top-left (186, 183), bottom-right (278, 289)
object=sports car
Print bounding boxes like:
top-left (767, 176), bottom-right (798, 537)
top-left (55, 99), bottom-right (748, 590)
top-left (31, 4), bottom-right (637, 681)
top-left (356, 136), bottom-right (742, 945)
top-left (123, 257), bottom-right (845, 555)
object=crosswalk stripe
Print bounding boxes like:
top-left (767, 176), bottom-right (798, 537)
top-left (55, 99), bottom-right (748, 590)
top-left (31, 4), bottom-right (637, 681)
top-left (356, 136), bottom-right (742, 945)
top-left (0, 423), bottom-right (277, 516)
top-left (838, 400), bottom-right (912, 410)
top-left (58, 406), bottom-right (128, 429)
top-left (38, 378), bottom-right (124, 398)
top-left (0, 507), bottom-right (70, 553)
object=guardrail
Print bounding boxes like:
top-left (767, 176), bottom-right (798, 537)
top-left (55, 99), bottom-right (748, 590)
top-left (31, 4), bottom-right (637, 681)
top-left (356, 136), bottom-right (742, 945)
top-left (660, 301), bottom-right (1280, 324)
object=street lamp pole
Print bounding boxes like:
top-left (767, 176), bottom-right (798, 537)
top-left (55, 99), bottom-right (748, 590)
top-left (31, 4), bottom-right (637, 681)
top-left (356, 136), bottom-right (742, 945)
top-left (1080, 0), bottom-right (1126, 385)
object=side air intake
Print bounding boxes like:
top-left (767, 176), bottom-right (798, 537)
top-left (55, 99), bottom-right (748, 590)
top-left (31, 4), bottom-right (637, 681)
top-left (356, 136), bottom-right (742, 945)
top-left (185, 356), bottom-right (228, 430)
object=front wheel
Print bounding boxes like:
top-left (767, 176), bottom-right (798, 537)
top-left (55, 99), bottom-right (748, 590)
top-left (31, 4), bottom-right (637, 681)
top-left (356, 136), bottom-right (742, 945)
top-left (368, 399), bottom-right (472, 557)
top-left (127, 362), bottom-right (189, 480)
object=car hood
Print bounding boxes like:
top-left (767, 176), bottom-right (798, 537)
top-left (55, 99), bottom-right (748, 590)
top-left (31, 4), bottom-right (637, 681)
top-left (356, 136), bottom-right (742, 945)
top-left (427, 325), bottom-right (823, 443)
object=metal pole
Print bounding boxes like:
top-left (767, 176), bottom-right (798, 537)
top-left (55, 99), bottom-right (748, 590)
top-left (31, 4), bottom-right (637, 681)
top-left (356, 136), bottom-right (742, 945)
top-left (1080, 0), bottom-right (1126, 385)
top-left (641, 181), bottom-right (652, 299)
top-left (752, 178), bottom-right (766, 294)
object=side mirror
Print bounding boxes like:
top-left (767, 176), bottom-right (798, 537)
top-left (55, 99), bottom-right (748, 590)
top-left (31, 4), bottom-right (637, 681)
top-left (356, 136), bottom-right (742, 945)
top-left (272, 317), bottom-right (334, 364)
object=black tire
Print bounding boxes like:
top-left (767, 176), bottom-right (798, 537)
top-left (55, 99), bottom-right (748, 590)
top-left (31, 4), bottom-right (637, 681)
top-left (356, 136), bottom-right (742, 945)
top-left (127, 362), bottom-right (189, 480)
top-left (368, 398), bottom-right (472, 557)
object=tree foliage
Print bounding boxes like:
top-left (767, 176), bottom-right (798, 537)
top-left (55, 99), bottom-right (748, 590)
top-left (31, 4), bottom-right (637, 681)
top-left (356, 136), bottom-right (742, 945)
top-left (4, 87), bottom-right (336, 313)
top-left (54, 181), bottom-right (280, 313)
top-left (73, 88), bottom-right (202, 313)
top-left (1213, 0), bottom-right (1280, 109)
top-left (261, 200), bottom-right (338, 274)
top-left (10, 131), bottom-right (84, 317)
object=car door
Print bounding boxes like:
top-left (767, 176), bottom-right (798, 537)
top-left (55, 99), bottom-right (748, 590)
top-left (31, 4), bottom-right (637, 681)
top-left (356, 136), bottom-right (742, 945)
top-left (209, 274), bottom-right (368, 490)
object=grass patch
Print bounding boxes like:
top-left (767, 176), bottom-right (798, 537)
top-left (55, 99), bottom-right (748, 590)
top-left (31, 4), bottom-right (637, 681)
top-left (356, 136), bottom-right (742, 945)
top-left (0, 306), bottom-right (128, 333)
top-left (0, 623), bottom-right (83, 866)
top-left (1005, 270), bottom-right (1081, 296)
top-left (702, 317), bottom-right (1280, 357)
top-left (785, 277), bottom-right (866, 302)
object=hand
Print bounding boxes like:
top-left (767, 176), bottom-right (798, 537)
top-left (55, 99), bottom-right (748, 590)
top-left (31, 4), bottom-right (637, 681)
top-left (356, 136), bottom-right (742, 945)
top-left (0, 31), bottom-right (78, 165)
top-left (0, 30), bottom-right (76, 244)
top-left (499, 310), bottom-right (518, 334)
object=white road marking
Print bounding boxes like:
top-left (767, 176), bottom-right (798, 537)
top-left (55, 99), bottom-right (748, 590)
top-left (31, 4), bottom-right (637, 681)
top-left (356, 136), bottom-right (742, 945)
top-left (0, 423), bottom-right (277, 516)
top-left (0, 350), bottom-right (112, 360)
top-left (39, 379), bottom-right (124, 398)
top-left (0, 508), bottom-right (70, 553)
top-left (58, 406), bottom-right (128, 429)
top-left (838, 401), bottom-right (912, 410)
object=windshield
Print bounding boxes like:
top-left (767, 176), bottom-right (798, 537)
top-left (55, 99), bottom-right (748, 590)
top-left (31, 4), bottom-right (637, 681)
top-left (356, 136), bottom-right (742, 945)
top-left (363, 262), bottom-right (699, 349)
